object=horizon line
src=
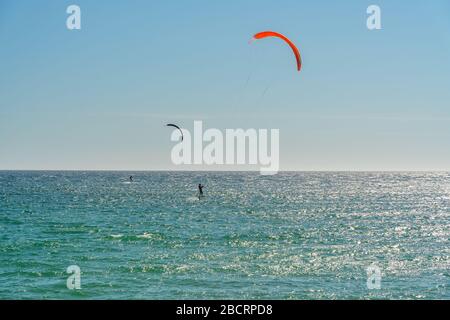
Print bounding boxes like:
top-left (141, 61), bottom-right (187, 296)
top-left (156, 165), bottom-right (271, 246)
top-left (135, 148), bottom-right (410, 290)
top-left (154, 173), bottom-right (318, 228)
top-left (0, 169), bottom-right (449, 173)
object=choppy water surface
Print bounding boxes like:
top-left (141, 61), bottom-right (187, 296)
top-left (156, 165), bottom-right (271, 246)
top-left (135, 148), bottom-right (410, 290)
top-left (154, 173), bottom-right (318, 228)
top-left (0, 171), bottom-right (448, 299)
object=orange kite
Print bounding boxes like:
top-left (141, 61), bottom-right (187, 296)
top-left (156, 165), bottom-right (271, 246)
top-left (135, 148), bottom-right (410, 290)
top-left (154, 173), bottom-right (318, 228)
top-left (252, 31), bottom-right (302, 72)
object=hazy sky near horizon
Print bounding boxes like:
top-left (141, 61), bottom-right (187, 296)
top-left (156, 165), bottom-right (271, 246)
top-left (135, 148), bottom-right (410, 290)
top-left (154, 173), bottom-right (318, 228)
top-left (1, 1), bottom-right (450, 171)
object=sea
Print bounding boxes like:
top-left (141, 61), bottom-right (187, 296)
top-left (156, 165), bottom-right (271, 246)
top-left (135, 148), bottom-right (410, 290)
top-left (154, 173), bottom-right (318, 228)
top-left (0, 171), bottom-right (448, 299)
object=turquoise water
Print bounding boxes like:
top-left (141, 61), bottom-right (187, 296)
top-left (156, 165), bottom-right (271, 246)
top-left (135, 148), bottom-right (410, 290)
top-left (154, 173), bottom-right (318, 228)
top-left (0, 171), bottom-right (448, 299)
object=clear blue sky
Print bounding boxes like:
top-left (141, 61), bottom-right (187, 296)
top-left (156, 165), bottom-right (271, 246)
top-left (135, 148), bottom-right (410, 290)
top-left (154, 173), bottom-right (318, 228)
top-left (1, 0), bottom-right (449, 170)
